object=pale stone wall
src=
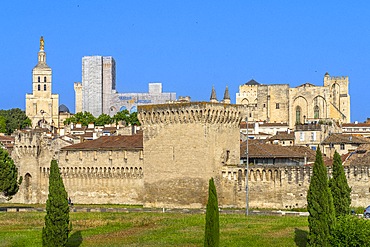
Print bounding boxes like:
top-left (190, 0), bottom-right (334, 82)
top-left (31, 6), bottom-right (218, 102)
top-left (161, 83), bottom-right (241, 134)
top-left (74, 82), bottom-right (82, 113)
top-left (10, 130), bottom-right (144, 205)
top-left (236, 73), bottom-right (351, 128)
top-left (221, 165), bottom-right (370, 209)
top-left (7, 124), bottom-right (370, 209)
top-left (138, 102), bottom-right (245, 208)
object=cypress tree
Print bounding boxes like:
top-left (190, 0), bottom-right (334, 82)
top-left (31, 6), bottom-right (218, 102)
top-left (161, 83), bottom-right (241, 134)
top-left (0, 148), bottom-right (22, 200)
top-left (307, 147), bottom-right (335, 247)
top-left (42, 160), bottom-right (70, 247)
top-left (329, 151), bottom-right (351, 217)
top-left (204, 177), bottom-right (220, 247)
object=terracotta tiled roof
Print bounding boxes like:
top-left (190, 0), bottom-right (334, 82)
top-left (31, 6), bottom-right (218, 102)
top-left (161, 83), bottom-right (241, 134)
top-left (260, 122), bottom-right (289, 127)
top-left (342, 143), bottom-right (370, 166)
top-left (240, 122), bottom-right (289, 128)
top-left (62, 134), bottom-right (143, 151)
top-left (342, 123), bottom-right (370, 127)
top-left (241, 140), bottom-right (309, 159)
top-left (71, 127), bottom-right (87, 132)
top-left (321, 133), bottom-right (370, 145)
top-left (0, 135), bottom-right (14, 142)
top-left (269, 131), bottom-right (295, 141)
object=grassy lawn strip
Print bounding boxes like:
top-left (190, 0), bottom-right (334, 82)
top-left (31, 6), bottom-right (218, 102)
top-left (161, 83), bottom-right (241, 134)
top-left (0, 211), bottom-right (308, 247)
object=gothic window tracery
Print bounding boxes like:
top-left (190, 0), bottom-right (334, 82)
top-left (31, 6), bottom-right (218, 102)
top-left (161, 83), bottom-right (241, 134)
top-left (314, 105), bottom-right (320, 119)
top-left (296, 106), bottom-right (301, 124)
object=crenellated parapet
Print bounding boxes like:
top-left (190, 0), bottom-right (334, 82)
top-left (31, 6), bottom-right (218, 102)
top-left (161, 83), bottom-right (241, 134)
top-left (12, 131), bottom-right (43, 159)
top-left (138, 102), bottom-right (246, 127)
top-left (40, 166), bottom-right (144, 179)
top-left (220, 164), bottom-right (370, 209)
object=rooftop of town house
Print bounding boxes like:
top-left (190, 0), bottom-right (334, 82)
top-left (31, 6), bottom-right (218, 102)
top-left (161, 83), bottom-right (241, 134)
top-left (62, 132), bottom-right (143, 151)
top-left (240, 139), bottom-right (316, 161)
top-left (321, 133), bottom-right (370, 145)
top-left (268, 131), bottom-right (295, 141)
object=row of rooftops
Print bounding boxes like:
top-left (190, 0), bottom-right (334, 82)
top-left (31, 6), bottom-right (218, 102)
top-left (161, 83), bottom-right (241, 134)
top-left (3, 120), bottom-right (370, 166)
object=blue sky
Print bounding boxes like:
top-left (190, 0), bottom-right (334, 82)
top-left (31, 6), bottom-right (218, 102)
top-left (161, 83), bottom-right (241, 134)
top-left (1, 1), bottom-right (369, 122)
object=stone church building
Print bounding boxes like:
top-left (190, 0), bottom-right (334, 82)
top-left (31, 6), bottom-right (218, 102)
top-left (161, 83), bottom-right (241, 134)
top-left (25, 37), bottom-right (59, 129)
top-left (236, 74), bottom-right (351, 128)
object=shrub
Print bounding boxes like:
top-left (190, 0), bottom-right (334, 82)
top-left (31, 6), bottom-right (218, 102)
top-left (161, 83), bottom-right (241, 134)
top-left (330, 215), bottom-right (370, 246)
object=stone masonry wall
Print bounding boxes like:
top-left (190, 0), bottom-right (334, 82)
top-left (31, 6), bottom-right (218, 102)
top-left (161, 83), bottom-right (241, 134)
top-left (221, 165), bottom-right (370, 209)
top-left (138, 102), bottom-right (245, 208)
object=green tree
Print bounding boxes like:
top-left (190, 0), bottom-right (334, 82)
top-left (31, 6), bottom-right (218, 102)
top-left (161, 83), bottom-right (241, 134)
top-left (329, 151), bottom-right (351, 217)
top-left (42, 160), bottom-right (70, 247)
top-left (330, 215), bottom-right (370, 246)
top-left (307, 147), bottom-right (335, 247)
top-left (0, 108), bottom-right (31, 134)
top-left (0, 148), bottom-right (22, 200)
top-left (112, 109), bottom-right (130, 125)
top-left (63, 111), bottom-right (95, 126)
top-left (95, 113), bottom-right (113, 126)
top-left (204, 177), bottom-right (219, 247)
top-left (128, 111), bottom-right (140, 126)
top-left (0, 116), bottom-right (6, 133)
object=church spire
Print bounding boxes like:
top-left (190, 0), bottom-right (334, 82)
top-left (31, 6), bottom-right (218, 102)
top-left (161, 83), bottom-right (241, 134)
top-left (223, 86), bottom-right (230, 104)
top-left (210, 86), bottom-right (218, 103)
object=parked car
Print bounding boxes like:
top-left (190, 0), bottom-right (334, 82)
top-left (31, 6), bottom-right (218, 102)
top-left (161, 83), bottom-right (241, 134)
top-left (364, 205), bottom-right (370, 218)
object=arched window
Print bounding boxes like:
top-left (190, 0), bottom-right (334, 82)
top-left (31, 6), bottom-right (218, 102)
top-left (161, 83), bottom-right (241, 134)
top-left (296, 106), bottom-right (301, 124)
top-left (38, 84), bottom-right (40, 91)
top-left (44, 84), bottom-right (46, 91)
top-left (38, 76), bottom-right (40, 82)
top-left (44, 76), bottom-right (46, 82)
top-left (314, 105), bottom-right (320, 119)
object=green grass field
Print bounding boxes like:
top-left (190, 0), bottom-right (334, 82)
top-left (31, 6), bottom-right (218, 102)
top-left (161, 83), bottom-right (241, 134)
top-left (0, 209), bottom-right (308, 247)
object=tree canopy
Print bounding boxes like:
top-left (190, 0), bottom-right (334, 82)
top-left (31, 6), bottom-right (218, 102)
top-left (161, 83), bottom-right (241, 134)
top-left (0, 148), bottom-right (22, 200)
top-left (63, 110), bottom-right (140, 127)
top-left (0, 108), bottom-right (31, 134)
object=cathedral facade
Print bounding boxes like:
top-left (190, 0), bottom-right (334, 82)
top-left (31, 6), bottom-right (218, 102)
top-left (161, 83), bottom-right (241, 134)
top-left (25, 37), bottom-right (59, 128)
top-left (236, 73), bottom-right (351, 128)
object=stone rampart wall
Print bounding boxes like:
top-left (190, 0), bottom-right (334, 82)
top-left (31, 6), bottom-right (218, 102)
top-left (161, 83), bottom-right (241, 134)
top-left (220, 165), bottom-right (370, 209)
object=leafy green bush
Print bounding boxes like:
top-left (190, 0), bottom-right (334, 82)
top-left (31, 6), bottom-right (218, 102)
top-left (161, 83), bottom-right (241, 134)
top-left (330, 215), bottom-right (370, 246)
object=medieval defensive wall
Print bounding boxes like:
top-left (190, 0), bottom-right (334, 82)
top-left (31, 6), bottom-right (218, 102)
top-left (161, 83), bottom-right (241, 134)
top-left (5, 102), bottom-right (370, 209)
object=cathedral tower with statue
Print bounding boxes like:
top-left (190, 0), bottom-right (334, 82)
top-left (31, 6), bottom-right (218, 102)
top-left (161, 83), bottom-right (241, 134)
top-left (25, 37), bottom-right (59, 129)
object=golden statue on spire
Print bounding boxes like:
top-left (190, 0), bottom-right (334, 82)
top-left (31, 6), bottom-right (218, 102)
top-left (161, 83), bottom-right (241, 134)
top-left (40, 36), bottom-right (44, 50)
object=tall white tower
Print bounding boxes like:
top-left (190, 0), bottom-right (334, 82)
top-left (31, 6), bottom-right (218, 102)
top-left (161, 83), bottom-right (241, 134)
top-left (81, 56), bottom-right (116, 117)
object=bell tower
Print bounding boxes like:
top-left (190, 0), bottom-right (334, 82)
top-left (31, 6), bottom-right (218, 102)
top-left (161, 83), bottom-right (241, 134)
top-left (26, 37), bottom-right (59, 129)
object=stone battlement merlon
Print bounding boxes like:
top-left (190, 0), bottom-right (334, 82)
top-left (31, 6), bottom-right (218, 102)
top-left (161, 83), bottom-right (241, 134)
top-left (222, 165), bottom-right (370, 185)
top-left (328, 76), bottom-right (348, 80)
top-left (138, 102), bottom-right (246, 126)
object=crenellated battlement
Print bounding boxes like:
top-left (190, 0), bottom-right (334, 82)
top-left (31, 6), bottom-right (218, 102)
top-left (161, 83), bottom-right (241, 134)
top-left (138, 102), bottom-right (246, 127)
top-left (40, 166), bottom-right (143, 179)
top-left (220, 164), bottom-right (370, 209)
top-left (222, 165), bottom-right (370, 184)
